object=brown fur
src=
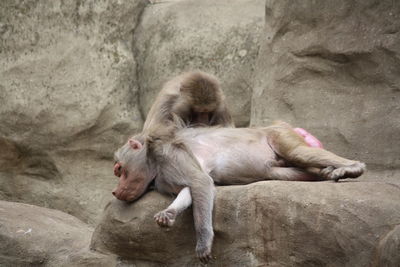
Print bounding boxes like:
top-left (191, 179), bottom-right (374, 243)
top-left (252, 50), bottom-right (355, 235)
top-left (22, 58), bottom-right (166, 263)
top-left (113, 121), bottom-right (366, 262)
top-left (142, 71), bottom-right (234, 133)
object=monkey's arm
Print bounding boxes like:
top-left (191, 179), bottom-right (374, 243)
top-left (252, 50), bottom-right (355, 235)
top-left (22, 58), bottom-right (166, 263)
top-left (156, 144), bottom-right (215, 263)
top-left (154, 187), bottom-right (192, 227)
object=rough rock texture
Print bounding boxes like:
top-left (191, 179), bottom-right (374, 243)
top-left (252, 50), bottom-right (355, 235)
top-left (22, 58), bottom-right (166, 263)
top-left (252, 0), bottom-right (400, 169)
top-left (135, 0), bottom-right (265, 127)
top-left (0, 201), bottom-right (116, 266)
top-left (91, 179), bottom-right (400, 266)
top-left (1, 0), bottom-right (400, 266)
top-left (0, 0), bottom-right (147, 224)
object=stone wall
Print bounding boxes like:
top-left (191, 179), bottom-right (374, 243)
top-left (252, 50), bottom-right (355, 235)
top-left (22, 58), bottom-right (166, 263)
top-left (0, 0), bottom-right (147, 224)
top-left (0, 0), bottom-right (399, 266)
top-left (252, 0), bottom-right (400, 169)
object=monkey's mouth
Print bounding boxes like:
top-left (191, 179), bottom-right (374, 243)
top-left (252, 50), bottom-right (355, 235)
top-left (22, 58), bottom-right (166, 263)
top-left (196, 112), bottom-right (210, 124)
top-left (112, 187), bottom-right (142, 202)
top-left (112, 171), bottom-right (154, 202)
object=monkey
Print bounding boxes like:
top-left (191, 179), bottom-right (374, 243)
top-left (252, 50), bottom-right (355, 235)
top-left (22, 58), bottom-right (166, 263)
top-left (154, 127), bottom-right (323, 228)
top-left (112, 71), bottom-right (233, 260)
top-left (112, 121), bottom-right (366, 262)
top-left (142, 71), bottom-right (234, 133)
top-left (120, 70), bottom-right (234, 225)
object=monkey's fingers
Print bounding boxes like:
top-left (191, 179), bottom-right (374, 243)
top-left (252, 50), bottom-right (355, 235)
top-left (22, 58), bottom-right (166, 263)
top-left (198, 252), bottom-right (212, 264)
top-left (320, 166), bottom-right (335, 180)
top-left (154, 211), bottom-right (175, 227)
top-left (321, 163), bottom-right (365, 181)
top-left (197, 248), bottom-right (212, 264)
top-left (154, 213), bottom-right (164, 227)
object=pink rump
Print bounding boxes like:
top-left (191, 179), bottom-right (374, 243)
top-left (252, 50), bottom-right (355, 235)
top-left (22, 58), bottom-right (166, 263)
top-left (294, 128), bottom-right (323, 148)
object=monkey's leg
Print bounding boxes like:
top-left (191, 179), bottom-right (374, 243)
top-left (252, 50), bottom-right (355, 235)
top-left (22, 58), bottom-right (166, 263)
top-left (213, 165), bottom-right (321, 184)
top-left (154, 187), bottom-right (192, 227)
top-left (290, 146), bottom-right (365, 180)
top-left (269, 129), bottom-right (366, 180)
top-left (268, 167), bottom-right (323, 181)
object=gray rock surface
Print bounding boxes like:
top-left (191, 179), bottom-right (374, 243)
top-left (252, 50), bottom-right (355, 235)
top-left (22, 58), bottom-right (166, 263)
top-left (0, 200), bottom-right (116, 266)
top-left (0, 0), bottom-right (399, 266)
top-left (0, 0), bottom-right (147, 224)
top-left (135, 0), bottom-right (264, 127)
top-left (252, 0), bottom-right (400, 169)
top-left (91, 178), bottom-right (400, 266)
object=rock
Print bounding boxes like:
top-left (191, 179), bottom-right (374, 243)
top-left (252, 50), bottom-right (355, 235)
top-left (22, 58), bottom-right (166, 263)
top-left (135, 0), bottom-right (265, 127)
top-left (252, 0), bottom-right (400, 168)
top-left (1, 0), bottom-right (399, 266)
top-left (376, 225), bottom-right (400, 266)
top-left (91, 192), bottom-right (197, 264)
top-left (0, 0), bottom-right (147, 224)
top-left (91, 179), bottom-right (400, 266)
top-left (0, 200), bottom-right (116, 266)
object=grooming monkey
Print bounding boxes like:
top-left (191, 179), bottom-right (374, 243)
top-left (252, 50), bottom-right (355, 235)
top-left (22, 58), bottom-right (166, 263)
top-left (113, 121), bottom-right (366, 262)
top-left (114, 71), bottom-right (234, 178)
top-left (142, 71), bottom-right (234, 132)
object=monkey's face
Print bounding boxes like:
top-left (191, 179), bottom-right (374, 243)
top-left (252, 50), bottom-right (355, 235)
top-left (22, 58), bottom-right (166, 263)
top-left (112, 165), bottom-right (150, 202)
top-left (191, 104), bottom-right (217, 125)
top-left (112, 138), bottom-right (154, 202)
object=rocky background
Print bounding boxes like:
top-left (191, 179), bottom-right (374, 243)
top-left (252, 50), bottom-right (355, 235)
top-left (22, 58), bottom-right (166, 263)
top-left (0, 0), bottom-right (399, 266)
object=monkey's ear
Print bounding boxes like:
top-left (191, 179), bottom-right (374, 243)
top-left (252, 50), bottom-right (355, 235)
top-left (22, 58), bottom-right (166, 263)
top-left (128, 139), bottom-right (143, 150)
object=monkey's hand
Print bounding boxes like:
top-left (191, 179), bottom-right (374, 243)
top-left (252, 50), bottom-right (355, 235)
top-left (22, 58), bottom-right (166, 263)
top-left (320, 162), bottom-right (366, 181)
top-left (154, 208), bottom-right (177, 227)
top-left (196, 242), bottom-right (212, 264)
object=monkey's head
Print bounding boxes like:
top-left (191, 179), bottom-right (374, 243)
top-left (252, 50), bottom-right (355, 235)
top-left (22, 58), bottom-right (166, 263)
top-left (179, 71), bottom-right (223, 125)
top-left (112, 136), bottom-right (155, 202)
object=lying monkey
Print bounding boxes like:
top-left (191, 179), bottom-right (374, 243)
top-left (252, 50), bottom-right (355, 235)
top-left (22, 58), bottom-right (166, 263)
top-left (112, 121), bottom-right (366, 262)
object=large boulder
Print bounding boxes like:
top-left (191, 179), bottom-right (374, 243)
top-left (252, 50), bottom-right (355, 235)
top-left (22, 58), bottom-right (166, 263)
top-left (135, 0), bottom-right (265, 127)
top-left (0, 201), bottom-right (116, 266)
top-left (252, 0), bottom-right (400, 168)
top-left (91, 178), bottom-right (400, 266)
top-left (0, 0), bottom-right (147, 224)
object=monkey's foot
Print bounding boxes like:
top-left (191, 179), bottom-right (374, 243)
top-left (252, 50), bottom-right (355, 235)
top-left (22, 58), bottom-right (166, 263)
top-left (321, 162), bottom-right (366, 181)
top-left (154, 209), bottom-right (177, 227)
top-left (196, 244), bottom-right (212, 264)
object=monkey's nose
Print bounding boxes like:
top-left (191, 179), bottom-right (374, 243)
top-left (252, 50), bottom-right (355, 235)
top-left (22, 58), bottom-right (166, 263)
top-left (112, 190), bottom-right (116, 196)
